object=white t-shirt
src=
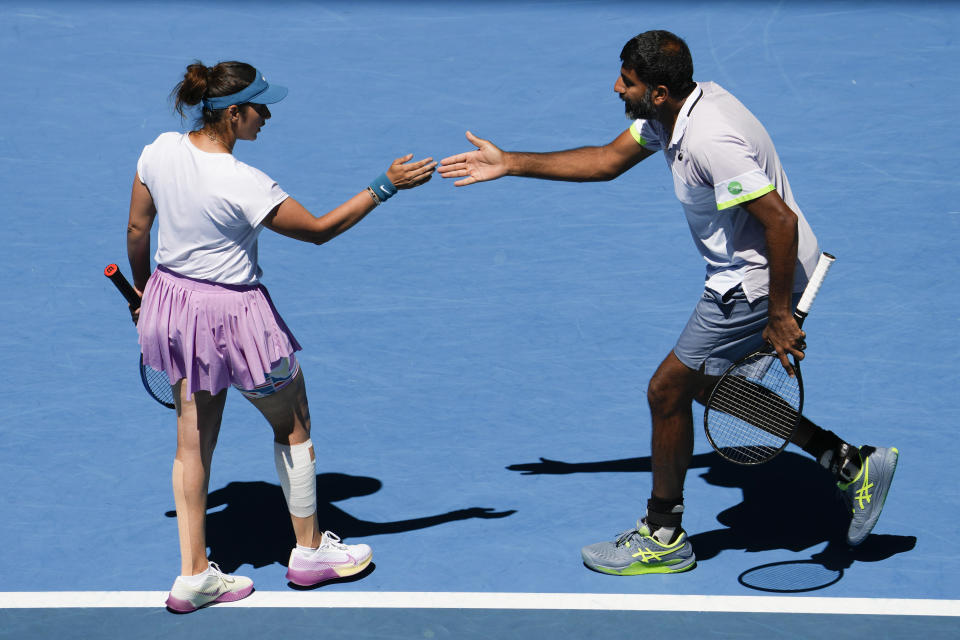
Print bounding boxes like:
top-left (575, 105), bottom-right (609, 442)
top-left (629, 82), bottom-right (819, 302)
top-left (136, 132), bottom-right (289, 285)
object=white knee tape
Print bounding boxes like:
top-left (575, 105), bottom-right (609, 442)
top-left (274, 440), bottom-right (317, 518)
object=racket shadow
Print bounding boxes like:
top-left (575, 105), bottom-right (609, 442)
top-left (163, 472), bottom-right (516, 574)
top-left (737, 534), bottom-right (917, 593)
top-left (738, 559), bottom-right (845, 593)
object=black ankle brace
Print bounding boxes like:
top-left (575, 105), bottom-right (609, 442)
top-left (833, 443), bottom-right (862, 483)
top-left (801, 426), bottom-right (842, 461)
top-left (646, 496), bottom-right (684, 529)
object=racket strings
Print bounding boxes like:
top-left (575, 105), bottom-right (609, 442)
top-left (140, 360), bottom-right (176, 408)
top-left (711, 376), bottom-right (799, 439)
top-left (706, 353), bottom-right (801, 464)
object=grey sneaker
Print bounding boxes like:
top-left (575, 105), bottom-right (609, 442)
top-left (165, 562), bottom-right (254, 613)
top-left (581, 522), bottom-right (696, 575)
top-left (840, 446), bottom-right (899, 545)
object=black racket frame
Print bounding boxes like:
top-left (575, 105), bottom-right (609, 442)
top-left (104, 264), bottom-right (176, 410)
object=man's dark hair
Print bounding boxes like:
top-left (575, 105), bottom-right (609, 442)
top-left (620, 30), bottom-right (696, 99)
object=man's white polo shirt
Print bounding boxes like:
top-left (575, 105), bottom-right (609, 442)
top-left (629, 82), bottom-right (819, 302)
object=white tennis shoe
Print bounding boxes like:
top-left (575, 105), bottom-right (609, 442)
top-left (285, 531), bottom-right (372, 586)
top-left (165, 562), bottom-right (254, 613)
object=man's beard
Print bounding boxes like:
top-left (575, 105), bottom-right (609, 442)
top-left (624, 85), bottom-right (658, 121)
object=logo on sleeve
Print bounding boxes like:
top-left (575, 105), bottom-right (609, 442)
top-left (727, 181), bottom-right (743, 195)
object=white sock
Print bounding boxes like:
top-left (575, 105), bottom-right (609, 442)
top-left (179, 565), bottom-right (212, 586)
top-left (820, 445), bottom-right (861, 483)
top-left (651, 526), bottom-right (677, 544)
top-left (818, 450), bottom-right (834, 471)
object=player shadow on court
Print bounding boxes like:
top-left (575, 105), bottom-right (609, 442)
top-left (164, 472), bottom-right (515, 580)
top-left (507, 451), bottom-right (915, 589)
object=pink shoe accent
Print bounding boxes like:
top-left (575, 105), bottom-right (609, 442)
top-left (165, 583), bottom-right (254, 612)
top-left (214, 583), bottom-right (255, 602)
top-left (165, 595), bottom-right (199, 613)
top-left (285, 565), bottom-right (342, 587)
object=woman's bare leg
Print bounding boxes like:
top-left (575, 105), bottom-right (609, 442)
top-left (171, 380), bottom-right (227, 575)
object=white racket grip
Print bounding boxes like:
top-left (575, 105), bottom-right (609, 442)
top-left (795, 252), bottom-right (836, 319)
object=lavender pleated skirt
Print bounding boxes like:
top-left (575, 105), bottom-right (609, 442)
top-left (137, 265), bottom-right (302, 397)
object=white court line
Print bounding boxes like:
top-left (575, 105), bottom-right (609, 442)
top-left (0, 592), bottom-right (958, 616)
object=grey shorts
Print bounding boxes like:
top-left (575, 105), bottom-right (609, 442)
top-left (673, 286), bottom-right (802, 376)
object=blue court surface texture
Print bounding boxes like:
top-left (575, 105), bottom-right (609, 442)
top-left (1, 0), bottom-right (958, 638)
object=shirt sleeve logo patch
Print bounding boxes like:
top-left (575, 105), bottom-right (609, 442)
top-left (727, 181), bottom-right (743, 195)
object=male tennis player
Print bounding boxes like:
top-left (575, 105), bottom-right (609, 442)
top-left (439, 30), bottom-right (898, 574)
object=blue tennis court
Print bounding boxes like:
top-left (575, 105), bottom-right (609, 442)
top-left (1, 0), bottom-right (958, 637)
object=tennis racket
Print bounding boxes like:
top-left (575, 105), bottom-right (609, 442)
top-left (704, 252), bottom-right (836, 465)
top-left (104, 264), bottom-right (176, 409)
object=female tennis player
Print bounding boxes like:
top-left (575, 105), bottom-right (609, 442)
top-left (125, 61), bottom-right (435, 612)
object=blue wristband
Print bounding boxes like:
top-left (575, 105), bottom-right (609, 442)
top-left (369, 173), bottom-right (398, 202)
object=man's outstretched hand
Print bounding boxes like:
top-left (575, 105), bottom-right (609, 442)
top-left (438, 131), bottom-right (508, 186)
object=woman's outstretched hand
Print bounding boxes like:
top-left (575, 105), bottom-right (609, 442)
top-left (386, 154), bottom-right (437, 190)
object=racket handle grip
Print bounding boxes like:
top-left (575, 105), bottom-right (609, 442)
top-left (794, 252), bottom-right (836, 325)
top-left (104, 264), bottom-right (142, 307)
